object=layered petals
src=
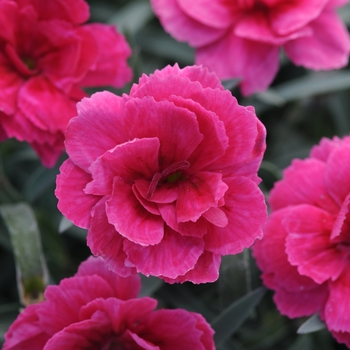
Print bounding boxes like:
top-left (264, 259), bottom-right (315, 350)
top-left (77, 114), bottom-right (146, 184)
top-left (4, 257), bottom-right (215, 350)
top-left (151, 0), bottom-right (350, 95)
top-left (56, 64), bottom-right (266, 283)
top-left (253, 135), bottom-right (350, 346)
top-left (0, 0), bottom-right (131, 166)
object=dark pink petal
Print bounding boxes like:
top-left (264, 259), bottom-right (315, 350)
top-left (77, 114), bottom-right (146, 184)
top-left (150, 0), bottom-right (227, 47)
top-left (163, 251), bottom-right (221, 284)
top-left (65, 91), bottom-right (126, 171)
top-left (269, 158), bottom-right (339, 214)
top-left (166, 95), bottom-right (228, 172)
top-left (158, 203), bottom-right (208, 238)
top-left (0, 53), bottom-right (23, 115)
top-left (272, 283), bottom-right (328, 318)
top-left (18, 76), bottom-right (77, 133)
top-left (37, 275), bottom-right (115, 335)
top-left (205, 176), bottom-right (266, 255)
top-left (86, 137), bottom-right (160, 196)
top-left (134, 179), bottom-right (178, 204)
top-left (197, 32), bottom-right (279, 95)
top-left (202, 90), bottom-right (265, 174)
top-left (330, 193), bottom-right (350, 240)
top-left (30, 137), bottom-right (64, 168)
top-left (43, 318), bottom-right (111, 350)
top-left (79, 24), bottom-right (132, 88)
top-left (87, 199), bottom-right (136, 277)
top-left (121, 97), bottom-right (203, 166)
top-left (0, 0), bottom-right (18, 42)
top-left (285, 205), bottom-right (347, 284)
top-left (106, 177), bottom-right (165, 246)
top-left (132, 64), bottom-right (224, 93)
top-left (140, 309), bottom-right (213, 350)
top-left (202, 207), bottom-right (228, 227)
top-left (76, 256), bottom-right (141, 300)
top-left (331, 331), bottom-right (350, 348)
top-left (124, 227), bottom-right (204, 279)
top-left (128, 332), bottom-right (159, 349)
top-left (284, 10), bottom-right (350, 70)
top-left (270, 0), bottom-right (329, 35)
top-left (176, 172), bottom-right (228, 223)
top-left (235, 10), bottom-right (312, 45)
top-left (21, 0), bottom-right (90, 24)
top-left (55, 159), bottom-right (100, 229)
top-left (3, 304), bottom-right (49, 350)
top-left (80, 297), bottom-right (157, 333)
top-left (325, 269), bottom-right (350, 333)
top-left (253, 209), bottom-right (320, 292)
top-left (309, 136), bottom-right (344, 162)
top-left (324, 143), bottom-right (350, 207)
top-left (177, 0), bottom-right (233, 29)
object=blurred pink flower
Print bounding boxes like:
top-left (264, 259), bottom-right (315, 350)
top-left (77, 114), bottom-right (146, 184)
top-left (55, 64), bottom-right (267, 283)
top-left (4, 256), bottom-right (215, 350)
top-left (150, 0), bottom-right (350, 96)
top-left (252, 136), bottom-right (350, 347)
top-left (0, 0), bottom-right (132, 167)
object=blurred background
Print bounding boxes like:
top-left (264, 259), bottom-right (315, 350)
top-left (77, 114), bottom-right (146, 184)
top-left (1, 1), bottom-right (350, 349)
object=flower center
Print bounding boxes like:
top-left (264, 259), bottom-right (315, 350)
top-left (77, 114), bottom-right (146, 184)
top-left (146, 160), bottom-right (190, 199)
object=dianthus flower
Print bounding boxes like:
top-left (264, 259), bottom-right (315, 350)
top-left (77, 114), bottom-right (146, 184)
top-left (55, 64), bottom-right (267, 283)
top-left (253, 136), bottom-right (350, 347)
top-left (0, 0), bottom-right (132, 167)
top-left (150, 0), bottom-right (350, 96)
top-left (3, 256), bottom-right (215, 350)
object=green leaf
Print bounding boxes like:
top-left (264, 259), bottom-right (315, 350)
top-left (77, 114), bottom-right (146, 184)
top-left (297, 314), bottom-right (326, 334)
top-left (58, 216), bottom-right (73, 234)
top-left (0, 202), bottom-right (48, 305)
top-left (287, 335), bottom-right (313, 350)
top-left (211, 287), bottom-right (266, 347)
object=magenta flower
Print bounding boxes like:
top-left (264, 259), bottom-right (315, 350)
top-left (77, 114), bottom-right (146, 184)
top-left (0, 0), bottom-right (132, 167)
top-left (3, 256), bottom-right (215, 350)
top-left (55, 64), bottom-right (267, 283)
top-left (150, 0), bottom-right (350, 96)
top-left (252, 136), bottom-right (350, 347)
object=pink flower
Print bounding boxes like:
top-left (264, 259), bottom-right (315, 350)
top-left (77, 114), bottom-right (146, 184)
top-left (0, 0), bottom-right (132, 167)
top-left (252, 136), bottom-right (350, 347)
top-left (55, 64), bottom-right (267, 283)
top-left (3, 256), bottom-right (215, 350)
top-left (150, 0), bottom-right (350, 96)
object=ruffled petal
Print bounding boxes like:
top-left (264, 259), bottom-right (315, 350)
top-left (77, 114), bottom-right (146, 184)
top-left (205, 176), bottom-right (266, 254)
top-left (65, 91), bottom-right (125, 171)
top-left (176, 172), bottom-right (228, 223)
top-left (150, 0), bottom-right (226, 47)
top-left (55, 159), bottom-right (100, 228)
top-left (197, 32), bottom-right (279, 96)
top-left (285, 205), bottom-right (347, 284)
top-left (124, 227), bottom-right (204, 279)
top-left (106, 177), bottom-right (165, 246)
top-left (87, 199), bottom-right (136, 277)
top-left (269, 158), bottom-right (339, 214)
top-left (76, 256), bottom-right (140, 300)
top-left (284, 10), bottom-right (350, 70)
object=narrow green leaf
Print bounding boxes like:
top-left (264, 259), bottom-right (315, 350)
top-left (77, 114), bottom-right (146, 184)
top-left (0, 203), bottom-right (48, 305)
top-left (58, 215), bottom-right (73, 234)
top-left (287, 335), bottom-right (313, 350)
top-left (297, 314), bottom-right (326, 334)
top-left (212, 287), bottom-right (266, 347)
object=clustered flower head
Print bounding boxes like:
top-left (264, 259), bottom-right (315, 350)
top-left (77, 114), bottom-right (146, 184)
top-left (0, 0), bottom-right (132, 167)
top-left (3, 256), bottom-right (215, 350)
top-left (150, 0), bottom-right (350, 96)
top-left (55, 64), bottom-right (267, 284)
top-left (253, 136), bottom-right (350, 347)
